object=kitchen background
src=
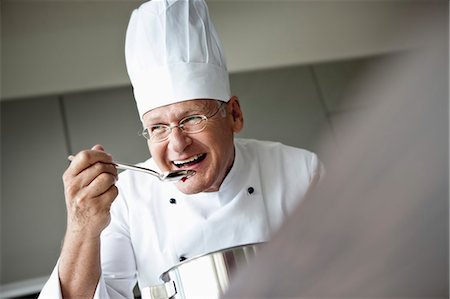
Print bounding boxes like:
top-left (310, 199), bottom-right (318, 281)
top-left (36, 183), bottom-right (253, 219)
top-left (1, 0), bottom-right (447, 297)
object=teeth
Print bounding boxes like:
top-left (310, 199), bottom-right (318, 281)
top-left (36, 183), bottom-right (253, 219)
top-left (173, 154), bottom-right (204, 166)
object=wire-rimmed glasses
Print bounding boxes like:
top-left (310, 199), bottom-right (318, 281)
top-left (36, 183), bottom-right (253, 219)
top-left (142, 101), bottom-right (226, 142)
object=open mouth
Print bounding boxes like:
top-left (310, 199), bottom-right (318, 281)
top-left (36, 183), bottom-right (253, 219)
top-left (172, 153), bottom-right (206, 168)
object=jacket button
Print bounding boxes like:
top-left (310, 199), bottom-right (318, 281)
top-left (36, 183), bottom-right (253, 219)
top-left (169, 198), bottom-right (177, 204)
top-left (247, 187), bottom-right (254, 195)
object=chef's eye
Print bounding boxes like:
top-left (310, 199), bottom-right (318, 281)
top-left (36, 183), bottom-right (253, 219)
top-left (180, 115), bottom-right (207, 132)
top-left (182, 115), bottom-right (204, 125)
top-left (142, 125), bottom-right (170, 141)
top-left (150, 124), bottom-right (169, 134)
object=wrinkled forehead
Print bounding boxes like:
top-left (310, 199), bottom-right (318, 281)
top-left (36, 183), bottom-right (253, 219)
top-left (142, 99), bottom-right (217, 124)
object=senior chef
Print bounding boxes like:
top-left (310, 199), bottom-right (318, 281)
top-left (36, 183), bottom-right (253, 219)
top-left (40, 0), bottom-right (323, 298)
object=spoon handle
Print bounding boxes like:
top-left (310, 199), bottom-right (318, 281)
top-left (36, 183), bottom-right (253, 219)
top-left (68, 155), bottom-right (163, 180)
top-left (114, 162), bottom-right (161, 178)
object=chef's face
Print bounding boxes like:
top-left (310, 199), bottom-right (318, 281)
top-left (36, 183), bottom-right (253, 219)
top-left (142, 97), bottom-right (243, 194)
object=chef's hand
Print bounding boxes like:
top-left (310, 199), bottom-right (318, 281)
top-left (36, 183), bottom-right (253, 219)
top-left (63, 144), bottom-right (118, 239)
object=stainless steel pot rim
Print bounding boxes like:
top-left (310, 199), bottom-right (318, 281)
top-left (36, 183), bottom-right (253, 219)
top-left (161, 242), bottom-right (264, 276)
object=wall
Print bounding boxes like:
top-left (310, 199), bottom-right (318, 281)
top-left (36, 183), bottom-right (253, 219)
top-left (1, 0), bottom-right (441, 100)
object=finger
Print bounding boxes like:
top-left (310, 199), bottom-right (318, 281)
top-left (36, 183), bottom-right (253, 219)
top-left (75, 182), bottom-right (118, 209)
top-left (85, 172), bottom-right (117, 198)
top-left (63, 161), bottom-right (117, 202)
top-left (91, 144), bottom-right (105, 151)
top-left (96, 184), bottom-right (119, 207)
top-left (67, 149), bottom-right (114, 177)
top-left (76, 162), bottom-right (118, 188)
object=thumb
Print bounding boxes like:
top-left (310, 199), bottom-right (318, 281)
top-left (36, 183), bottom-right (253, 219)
top-left (91, 144), bottom-right (105, 151)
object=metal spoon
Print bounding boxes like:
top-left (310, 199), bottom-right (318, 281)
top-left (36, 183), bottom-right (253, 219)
top-left (114, 161), bottom-right (195, 182)
top-left (68, 155), bottom-right (195, 182)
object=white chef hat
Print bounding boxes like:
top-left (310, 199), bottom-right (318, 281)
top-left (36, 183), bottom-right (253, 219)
top-left (125, 0), bottom-right (231, 120)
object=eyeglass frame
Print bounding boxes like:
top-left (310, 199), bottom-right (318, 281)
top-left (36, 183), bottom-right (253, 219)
top-left (141, 101), bottom-right (227, 142)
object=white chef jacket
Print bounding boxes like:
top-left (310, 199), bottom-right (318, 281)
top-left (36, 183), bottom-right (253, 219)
top-left (39, 138), bottom-right (322, 298)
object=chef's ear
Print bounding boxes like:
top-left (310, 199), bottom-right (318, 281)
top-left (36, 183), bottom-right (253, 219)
top-left (228, 96), bottom-right (243, 133)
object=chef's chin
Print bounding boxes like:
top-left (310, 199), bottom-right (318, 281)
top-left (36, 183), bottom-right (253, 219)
top-left (174, 174), bottom-right (214, 194)
top-left (174, 178), bottom-right (203, 195)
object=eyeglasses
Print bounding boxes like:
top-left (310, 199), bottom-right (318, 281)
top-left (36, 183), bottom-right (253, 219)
top-left (142, 101), bottom-right (226, 142)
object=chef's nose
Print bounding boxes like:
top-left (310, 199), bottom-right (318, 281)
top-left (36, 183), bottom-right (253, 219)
top-left (168, 127), bottom-right (192, 153)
